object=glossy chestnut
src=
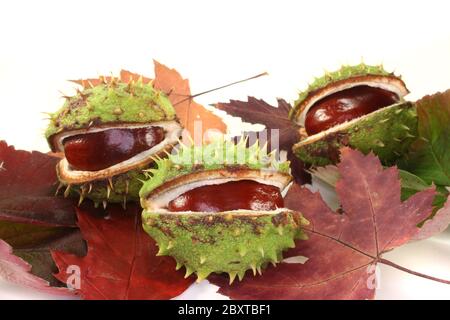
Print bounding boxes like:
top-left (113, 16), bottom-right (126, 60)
top-left (168, 180), bottom-right (284, 212)
top-left (305, 85), bottom-right (399, 135)
top-left (63, 126), bottom-right (165, 171)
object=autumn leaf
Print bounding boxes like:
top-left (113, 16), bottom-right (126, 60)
top-left (309, 162), bottom-right (448, 212)
top-left (216, 97), bottom-right (299, 153)
top-left (52, 204), bottom-right (194, 300)
top-left (120, 69), bottom-right (152, 84)
top-left (413, 195), bottom-right (450, 240)
top-left (153, 60), bottom-right (227, 139)
top-left (311, 162), bottom-right (446, 196)
top-left (0, 141), bottom-right (87, 291)
top-left (210, 148), bottom-right (446, 300)
top-left (0, 141), bottom-right (76, 227)
top-left (0, 239), bottom-right (75, 296)
top-left (217, 98), bottom-right (309, 183)
top-left (0, 215), bottom-right (84, 291)
top-left (71, 70), bottom-right (151, 88)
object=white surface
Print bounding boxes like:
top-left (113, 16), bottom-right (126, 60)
top-left (0, 0), bottom-right (449, 299)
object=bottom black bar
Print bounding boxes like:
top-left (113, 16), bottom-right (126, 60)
top-left (0, 300), bottom-right (443, 319)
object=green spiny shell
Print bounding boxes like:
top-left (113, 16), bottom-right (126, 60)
top-left (293, 102), bottom-right (418, 166)
top-left (46, 78), bottom-right (176, 145)
top-left (140, 140), bottom-right (308, 282)
top-left (48, 77), bottom-right (181, 205)
top-left (59, 168), bottom-right (145, 208)
top-left (139, 140), bottom-right (290, 200)
top-left (142, 210), bottom-right (307, 283)
top-left (289, 63), bottom-right (416, 166)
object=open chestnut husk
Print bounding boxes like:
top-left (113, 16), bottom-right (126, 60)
top-left (290, 64), bottom-right (418, 166)
top-left (45, 77), bottom-right (182, 207)
top-left (140, 141), bottom-right (308, 283)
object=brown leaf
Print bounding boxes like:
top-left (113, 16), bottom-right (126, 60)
top-left (119, 69), bottom-right (151, 84)
top-left (217, 98), bottom-right (309, 183)
top-left (217, 97), bottom-right (293, 131)
top-left (217, 98), bottom-right (299, 151)
top-left (69, 78), bottom-right (106, 88)
top-left (70, 70), bottom-right (151, 89)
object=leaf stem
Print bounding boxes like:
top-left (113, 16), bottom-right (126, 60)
top-left (174, 72), bottom-right (268, 106)
top-left (379, 258), bottom-right (450, 285)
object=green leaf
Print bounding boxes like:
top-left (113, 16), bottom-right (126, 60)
top-left (434, 185), bottom-right (449, 211)
top-left (398, 169), bottom-right (448, 212)
top-left (399, 90), bottom-right (450, 186)
top-left (398, 169), bottom-right (430, 200)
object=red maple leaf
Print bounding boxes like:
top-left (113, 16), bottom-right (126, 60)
top-left (52, 204), bottom-right (194, 300)
top-left (211, 148), bottom-right (449, 299)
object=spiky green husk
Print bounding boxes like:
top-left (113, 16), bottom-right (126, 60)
top-left (293, 102), bottom-right (418, 166)
top-left (142, 210), bottom-right (308, 282)
top-left (47, 77), bottom-right (179, 205)
top-left (140, 140), bottom-right (304, 281)
top-left (139, 139), bottom-right (290, 200)
top-left (289, 63), bottom-right (391, 120)
top-left (45, 78), bottom-right (176, 143)
top-left (58, 168), bottom-right (146, 207)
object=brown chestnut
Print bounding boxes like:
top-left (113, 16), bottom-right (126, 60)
top-left (305, 85), bottom-right (399, 135)
top-left (168, 180), bottom-right (284, 212)
top-left (63, 127), bottom-right (165, 171)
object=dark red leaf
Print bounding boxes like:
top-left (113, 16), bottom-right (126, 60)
top-left (0, 141), bottom-right (84, 292)
top-left (52, 204), bottom-right (194, 300)
top-left (287, 151), bottom-right (310, 184)
top-left (217, 98), bottom-right (299, 151)
top-left (334, 149), bottom-right (434, 252)
top-left (217, 97), bottom-right (293, 130)
top-left (0, 141), bottom-right (76, 227)
top-left (210, 148), bottom-right (437, 299)
top-left (216, 98), bottom-right (309, 183)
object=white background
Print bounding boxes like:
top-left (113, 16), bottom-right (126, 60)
top-left (0, 0), bottom-right (449, 299)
